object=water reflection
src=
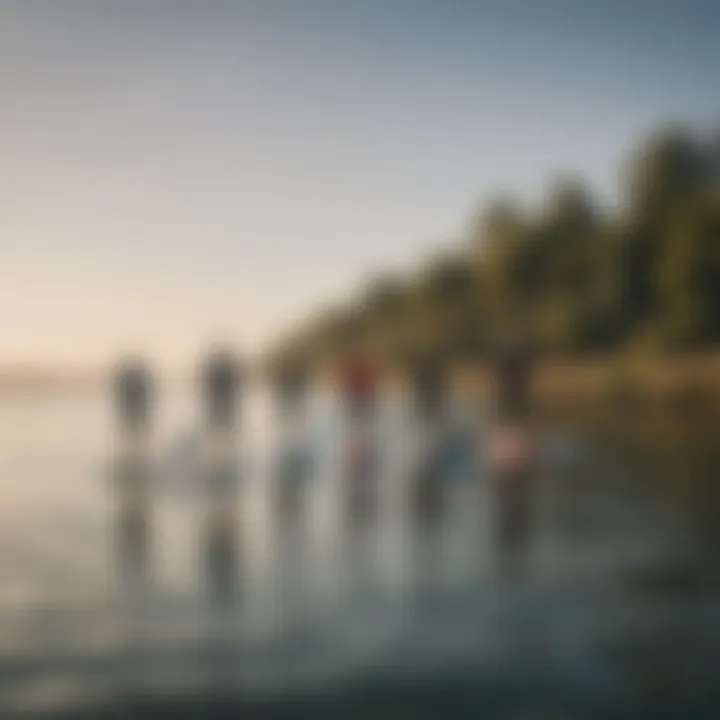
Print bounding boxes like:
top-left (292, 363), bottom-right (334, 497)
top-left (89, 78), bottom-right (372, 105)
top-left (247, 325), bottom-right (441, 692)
top-left (0, 383), bottom-right (719, 717)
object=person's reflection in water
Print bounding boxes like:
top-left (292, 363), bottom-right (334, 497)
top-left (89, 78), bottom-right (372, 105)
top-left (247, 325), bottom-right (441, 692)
top-left (113, 359), bottom-right (154, 593)
top-left (205, 505), bottom-right (239, 603)
top-left (116, 494), bottom-right (150, 587)
top-left (486, 342), bottom-right (537, 580)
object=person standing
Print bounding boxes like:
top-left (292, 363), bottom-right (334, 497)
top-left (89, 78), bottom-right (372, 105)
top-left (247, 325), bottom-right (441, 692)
top-left (338, 354), bottom-right (381, 537)
top-left (199, 348), bottom-right (243, 603)
top-left (406, 350), bottom-right (447, 530)
top-left (113, 358), bottom-right (155, 593)
top-left (485, 342), bottom-right (537, 578)
top-left (273, 360), bottom-right (312, 541)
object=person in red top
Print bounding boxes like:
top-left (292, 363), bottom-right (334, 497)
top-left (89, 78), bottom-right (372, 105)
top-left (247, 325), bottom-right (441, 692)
top-left (338, 355), bottom-right (380, 421)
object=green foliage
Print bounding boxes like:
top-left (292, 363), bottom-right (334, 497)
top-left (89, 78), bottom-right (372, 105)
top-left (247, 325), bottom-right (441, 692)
top-left (269, 124), bottom-right (720, 369)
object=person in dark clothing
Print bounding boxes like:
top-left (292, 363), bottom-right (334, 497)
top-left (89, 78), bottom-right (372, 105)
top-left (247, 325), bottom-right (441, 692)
top-left (201, 348), bottom-right (243, 430)
top-left (486, 342), bottom-right (537, 577)
top-left (338, 355), bottom-right (380, 535)
top-left (274, 360), bottom-right (309, 418)
top-left (493, 345), bottom-right (533, 425)
top-left (408, 350), bottom-right (446, 425)
top-left (113, 358), bottom-right (154, 591)
top-left (272, 360), bottom-right (312, 539)
top-left (405, 350), bottom-right (448, 529)
top-left (199, 347), bottom-right (242, 603)
top-left (115, 359), bottom-right (154, 433)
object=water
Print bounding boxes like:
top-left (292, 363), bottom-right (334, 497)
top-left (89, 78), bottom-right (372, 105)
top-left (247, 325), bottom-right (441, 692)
top-left (0, 388), bottom-right (719, 718)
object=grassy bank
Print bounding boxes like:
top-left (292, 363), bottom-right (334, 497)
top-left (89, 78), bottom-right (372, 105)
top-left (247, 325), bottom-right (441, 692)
top-left (530, 351), bottom-right (720, 411)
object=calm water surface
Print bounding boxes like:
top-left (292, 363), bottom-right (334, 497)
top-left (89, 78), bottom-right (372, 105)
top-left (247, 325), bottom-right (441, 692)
top-left (0, 388), bottom-right (718, 718)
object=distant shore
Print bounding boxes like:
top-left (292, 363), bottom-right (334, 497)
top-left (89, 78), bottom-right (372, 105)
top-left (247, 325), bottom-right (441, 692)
top-left (2, 352), bottom-right (720, 407)
top-left (0, 369), bottom-right (102, 396)
top-left (529, 350), bottom-right (720, 409)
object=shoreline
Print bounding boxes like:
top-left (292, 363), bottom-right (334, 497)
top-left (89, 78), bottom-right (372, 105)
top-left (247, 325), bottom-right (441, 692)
top-left (2, 352), bottom-right (720, 406)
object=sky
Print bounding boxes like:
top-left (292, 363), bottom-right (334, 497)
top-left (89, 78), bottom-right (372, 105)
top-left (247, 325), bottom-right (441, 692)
top-left (1, 0), bottom-right (719, 371)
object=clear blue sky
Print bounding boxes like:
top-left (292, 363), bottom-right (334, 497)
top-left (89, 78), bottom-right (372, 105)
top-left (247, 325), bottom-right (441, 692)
top-left (1, 0), bottom-right (718, 368)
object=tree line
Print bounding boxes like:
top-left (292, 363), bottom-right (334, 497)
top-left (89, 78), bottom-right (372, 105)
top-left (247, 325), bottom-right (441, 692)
top-left (267, 124), bottom-right (720, 374)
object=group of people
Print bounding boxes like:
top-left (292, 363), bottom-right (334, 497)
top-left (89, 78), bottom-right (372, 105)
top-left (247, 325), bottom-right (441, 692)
top-left (274, 345), bottom-right (538, 576)
top-left (112, 343), bottom-right (538, 600)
